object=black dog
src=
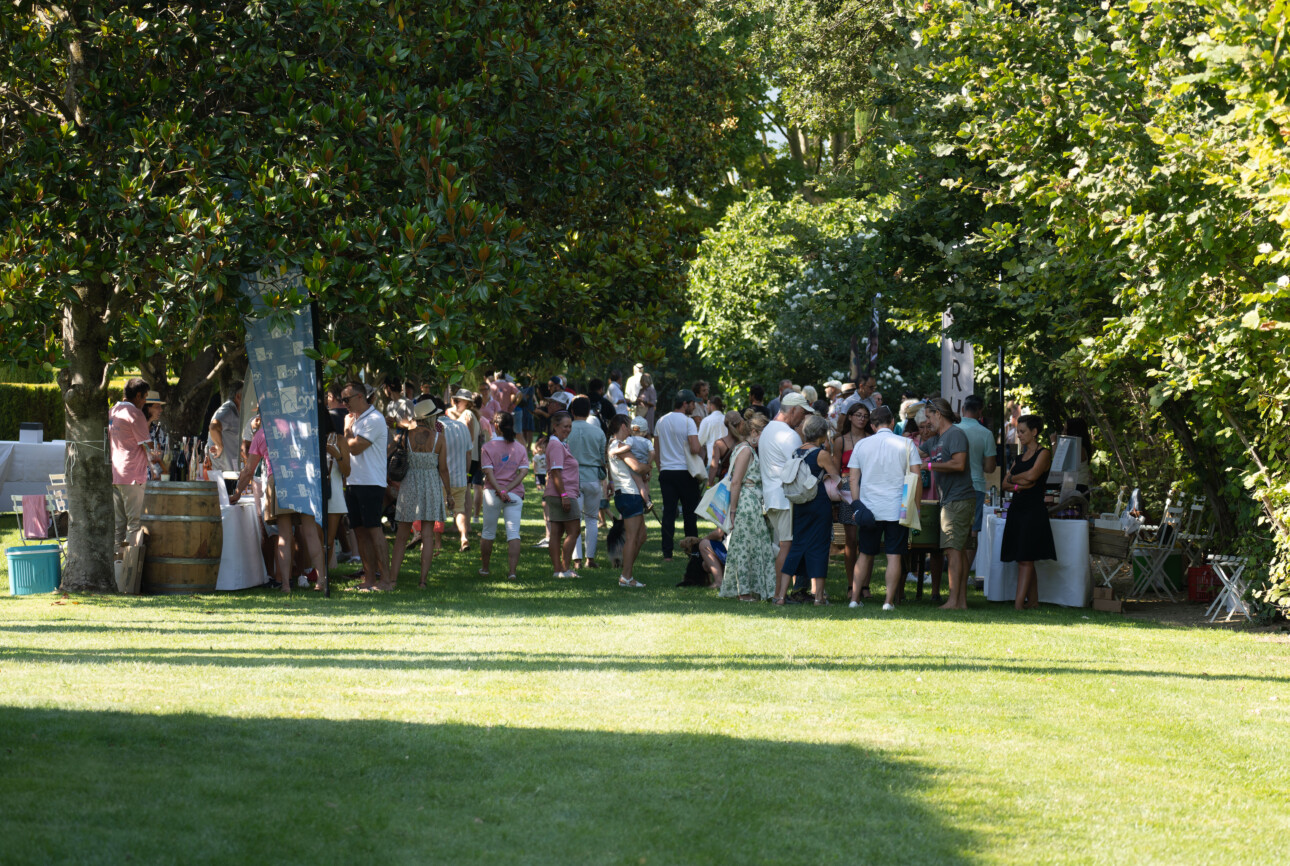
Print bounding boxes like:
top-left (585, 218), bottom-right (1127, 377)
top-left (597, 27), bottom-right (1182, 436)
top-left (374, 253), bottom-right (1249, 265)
top-left (605, 516), bottom-right (626, 570)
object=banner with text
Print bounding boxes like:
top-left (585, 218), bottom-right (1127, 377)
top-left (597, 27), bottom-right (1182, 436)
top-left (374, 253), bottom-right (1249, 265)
top-left (940, 310), bottom-right (975, 417)
top-left (242, 268), bottom-right (323, 523)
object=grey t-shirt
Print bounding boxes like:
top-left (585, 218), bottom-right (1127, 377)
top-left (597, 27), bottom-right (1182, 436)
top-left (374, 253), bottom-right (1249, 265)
top-left (922, 426), bottom-right (975, 503)
top-left (209, 400), bottom-right (241, 472)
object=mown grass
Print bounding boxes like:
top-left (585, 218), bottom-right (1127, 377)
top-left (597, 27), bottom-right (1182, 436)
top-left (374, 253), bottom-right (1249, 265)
top-left (1, 509), bottom-right (1287, 865)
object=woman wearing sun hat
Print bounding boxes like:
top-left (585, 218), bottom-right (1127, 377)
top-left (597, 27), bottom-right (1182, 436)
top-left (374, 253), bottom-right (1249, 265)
top-left (390, 397), bottom-right (453, 590)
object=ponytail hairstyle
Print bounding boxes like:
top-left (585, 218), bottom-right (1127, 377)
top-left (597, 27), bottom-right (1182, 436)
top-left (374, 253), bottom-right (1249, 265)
top-left (496, 411), bottom-right (516, 443)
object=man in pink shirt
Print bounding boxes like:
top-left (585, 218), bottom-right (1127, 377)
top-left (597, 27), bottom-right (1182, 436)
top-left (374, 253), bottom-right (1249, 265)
top-left (109, 377), bottom-right (154, 554)
top-left (490, 371), bottom-right (519, 413)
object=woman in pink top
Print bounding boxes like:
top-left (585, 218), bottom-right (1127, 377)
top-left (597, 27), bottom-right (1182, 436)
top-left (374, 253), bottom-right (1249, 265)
top-left (544, 411), bottom-right (582, 578)
top-left (479, 412), bottom-right (529, 580)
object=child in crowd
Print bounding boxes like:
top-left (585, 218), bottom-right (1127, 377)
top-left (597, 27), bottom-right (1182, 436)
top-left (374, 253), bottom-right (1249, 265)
top-left (532, 435), bottom-right (550, 548)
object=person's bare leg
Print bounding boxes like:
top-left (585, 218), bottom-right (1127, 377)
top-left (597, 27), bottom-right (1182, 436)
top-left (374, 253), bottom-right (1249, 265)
top-left (388, 521), bottom-right (412, 589)
top-left (418, 533), bottom-right (435, 587)
top-left (474, 484), bottom-right (484, 520)
top-left (275, 518), bottom-right (294, 593)
top-left (884, 554), bottom-right (903, 606)
top-left (940, 549), bottom-right (967, 610)
top-left (811, 576), bottom-right (827, 604)
top-left (325, 514), bottom-right (341, 569)
top-left (366, 526), bottom-right (390, 589)
top-left (774, 540), bottom-right (791, 580)
top-left (698, 539), bottom-right (724, 589)
top-left (1016, 561), bottom-right (1039, 609)
top-left (297, 515), bottom-right (324, 584)
top-left (354, 525), bottom-right (377, 588)
top-left (774, 571), bottom-right (792, 602)
top-left (456, 509), bottom-right (470, 550)
top-left (480, 536), bottom-right (494, 574)
top-left (506, 538), bottom-right (521, 577)
top-left (562, 524), bottom-right (580, 574)
top-left (621, 515), bottom-right (644, 582)
top-left (853, 552), bottom-right (874, 603)
top-left (548, 521), bottom-right (564, 573)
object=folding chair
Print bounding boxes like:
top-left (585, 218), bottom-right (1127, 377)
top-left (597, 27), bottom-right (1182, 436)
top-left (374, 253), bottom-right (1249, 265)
top-left (1130, 491), bottom-right (1186, 600)
top-left (46, 478), bottom-right (69, 562)
top-left (10, 494), bottom-right (61, 548)
top-left (1089, 522), bottom-right (1136, 587)
top-left (1205, 554), bottom-right (1251, 623)
top-left (1179, 495), bottom-right (1214, 567)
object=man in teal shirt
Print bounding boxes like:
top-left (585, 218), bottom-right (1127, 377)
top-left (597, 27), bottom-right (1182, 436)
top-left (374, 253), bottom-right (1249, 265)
top-left (956, 395), bottom-right (998, 545)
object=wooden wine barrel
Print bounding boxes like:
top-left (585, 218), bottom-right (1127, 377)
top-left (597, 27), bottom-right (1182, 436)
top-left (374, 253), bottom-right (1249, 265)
top-left (141, 480), bottom-right (223, 594)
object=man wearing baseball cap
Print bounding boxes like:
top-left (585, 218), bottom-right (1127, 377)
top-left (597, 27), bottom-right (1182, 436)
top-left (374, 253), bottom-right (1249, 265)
top-left (760, 391), bottom-right (815, 580)
top-left (653, 388), bottom-right (703, 561)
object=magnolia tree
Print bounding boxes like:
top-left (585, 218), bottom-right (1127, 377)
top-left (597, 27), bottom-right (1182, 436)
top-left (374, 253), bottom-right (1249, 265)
top-left (0, 0), bottom-right (753, 591)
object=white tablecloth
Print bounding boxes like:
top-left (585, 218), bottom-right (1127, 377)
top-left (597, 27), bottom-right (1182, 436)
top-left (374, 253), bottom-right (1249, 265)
top-left (978, 512), bottom-right (1090, 607)
top-left (216, 487), bottom-right (269, 591)
top-left (0, 441), bottom-right (67, 503)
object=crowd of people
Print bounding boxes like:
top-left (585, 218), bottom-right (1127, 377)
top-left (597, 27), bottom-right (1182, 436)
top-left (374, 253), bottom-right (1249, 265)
top-left (106, 365), bottom-right (1064, 609)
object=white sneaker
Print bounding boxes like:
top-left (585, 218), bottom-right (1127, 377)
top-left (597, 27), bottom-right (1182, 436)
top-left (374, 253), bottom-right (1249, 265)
top-left (882, 602), bottom-right (895, 611)
top-left (922, 575), bottom-right (933, 586)
top-left (296, 575), bottom-right (308, 587)
top-left (848, 600), bottom-right (861, 609)
top-left (905, 572), bottom-right (918, 582)
top-left (535, 538), bottom-right (550, 548)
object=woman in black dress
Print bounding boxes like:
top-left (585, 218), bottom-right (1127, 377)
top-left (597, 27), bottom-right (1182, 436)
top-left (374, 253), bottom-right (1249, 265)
top-left (1001, 415), bottom-right (1056, 609)
top-left (776, 415), bottom-right (842, 607)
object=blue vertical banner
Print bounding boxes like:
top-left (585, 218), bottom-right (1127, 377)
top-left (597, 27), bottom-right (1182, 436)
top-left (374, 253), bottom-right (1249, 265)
top-left (241, 267), bottom-right (323, 523)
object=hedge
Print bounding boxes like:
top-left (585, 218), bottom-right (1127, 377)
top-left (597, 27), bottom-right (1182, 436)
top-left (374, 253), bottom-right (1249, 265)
top-left (0, 383), bottom-right (65, 441)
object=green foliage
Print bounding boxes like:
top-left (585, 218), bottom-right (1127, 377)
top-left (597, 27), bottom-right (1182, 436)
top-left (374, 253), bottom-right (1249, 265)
top-left (0, 384), bottom-right (64, 441)
top-left (685, 189), bottom-right (938, 395)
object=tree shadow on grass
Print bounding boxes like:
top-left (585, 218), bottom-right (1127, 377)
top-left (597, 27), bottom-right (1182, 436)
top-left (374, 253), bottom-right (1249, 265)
top-left (0, 574), bottom-right (1190, 633)
top-left (0, 707), bottom-right (973, 866)
top-left (0, 641), bottom-right (1277, 684)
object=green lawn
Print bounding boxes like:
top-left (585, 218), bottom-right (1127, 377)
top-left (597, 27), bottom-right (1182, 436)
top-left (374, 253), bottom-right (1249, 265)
top-left (1, 509), bottom-right (1287, 865)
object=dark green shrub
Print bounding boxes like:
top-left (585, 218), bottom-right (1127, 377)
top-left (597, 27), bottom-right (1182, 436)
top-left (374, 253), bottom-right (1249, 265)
top-left (0, 383), bottom-right (65, 440)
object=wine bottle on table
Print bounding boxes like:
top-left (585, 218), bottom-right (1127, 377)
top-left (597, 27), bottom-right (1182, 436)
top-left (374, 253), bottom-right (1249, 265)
top-left (171, 438), bottom-right (189, 482)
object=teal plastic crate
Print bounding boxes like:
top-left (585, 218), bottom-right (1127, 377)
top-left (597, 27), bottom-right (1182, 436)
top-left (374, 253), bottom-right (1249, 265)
top-left (6, 544), bottom-right (61, 595)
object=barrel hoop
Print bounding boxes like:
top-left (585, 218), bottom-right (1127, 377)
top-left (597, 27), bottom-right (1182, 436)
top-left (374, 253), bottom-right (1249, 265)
top-left (142, 514), bottom-right (221, 523)
top-left (144, 488), bottom-right (220, 497)
top-left (145, 556), bottom-right (222, 566)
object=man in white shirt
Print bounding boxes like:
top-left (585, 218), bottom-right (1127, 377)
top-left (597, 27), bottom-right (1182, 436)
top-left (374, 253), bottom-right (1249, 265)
top-left (696, 395), bottom-right (727, 465)
top-left (760, 391), bottom-right (812, 576)
top-left (848, 405), bottom-right (922, 610)
top-left (341, 382), bottom-right (391, 591)
top-left (653, 388), bottom-right (703, 561)
top-left (608, 369), bottom-right (629, 417)
top-left (624, 363), bottom-right (645, 406)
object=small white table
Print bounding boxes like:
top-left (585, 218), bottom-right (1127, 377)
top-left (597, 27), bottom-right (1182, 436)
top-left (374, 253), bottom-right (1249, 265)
top-left (0, 441), bottom-right (67, 502)
top-left (978, 512), bottom-right (1091, 607)
top-left (216, 487), bottom-right (269, 591)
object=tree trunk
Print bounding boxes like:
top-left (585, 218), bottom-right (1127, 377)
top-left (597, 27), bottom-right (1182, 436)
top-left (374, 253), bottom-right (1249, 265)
top-left (1158, 396), bottom-right (1238, 542)
top-left (58, 282), bottom-right (116, 593)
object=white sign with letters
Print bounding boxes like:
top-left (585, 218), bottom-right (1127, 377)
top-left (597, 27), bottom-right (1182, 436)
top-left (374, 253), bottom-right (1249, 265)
top-left (941, 310), bottom-right (975, 416)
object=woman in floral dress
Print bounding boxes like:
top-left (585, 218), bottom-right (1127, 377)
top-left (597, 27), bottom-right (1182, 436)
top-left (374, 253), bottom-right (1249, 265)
top-left (719, 410), bottom-right (777, 601)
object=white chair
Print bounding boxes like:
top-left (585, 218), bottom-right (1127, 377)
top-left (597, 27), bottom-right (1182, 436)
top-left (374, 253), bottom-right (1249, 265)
top-left (10, 493), bottom-right (62, 551)
top-left (1130, 491), bottom-right (1186, 600)
top-left (1205, 555), bottom-right (1251, 623)
top-left (1179, 495), bottom-right (1214, 566)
